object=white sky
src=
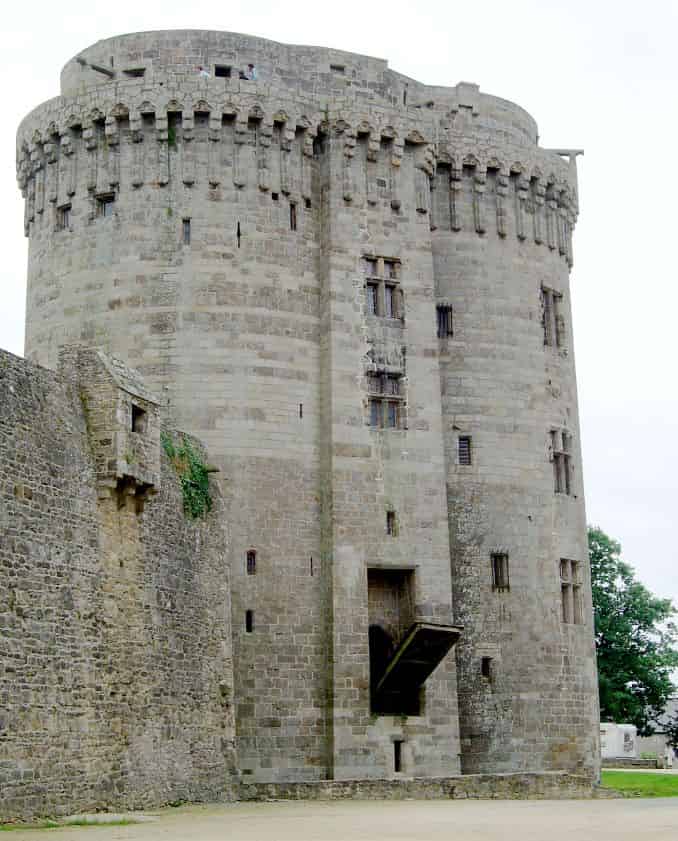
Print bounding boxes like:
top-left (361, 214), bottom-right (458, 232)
top-left (2, 0), bottom-right (677, 611)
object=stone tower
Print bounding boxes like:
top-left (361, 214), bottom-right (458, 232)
top-left (16, 30), bottom-right (600, 782)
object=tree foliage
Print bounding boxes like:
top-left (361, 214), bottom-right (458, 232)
top-left (589, 525), bottom-right (678, 735)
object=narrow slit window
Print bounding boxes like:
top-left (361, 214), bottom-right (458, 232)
top-left (237, 220), bottom-right (241, 248)
top-left (481, 657), bottom-right (493, 679)
top-left (437, 305), bottom-right (453, 338)
top-left (491, 553), bottom-right (510, 592)
top-left (393, 740), bottom-right (403, 772)
top-left (290, 202), bottom-right (297, 231)
top-left (551, 430), bottom-right (573, 495)
top-left (384, 285), bottom-right (395, 318)
top-left (182, 218), bottom-right (191, 245)
top-left (560, 559), bottom-right (583, 624)
top-left (366, 282), bottom-right (378, 315)
top-left (458, 436), bottom-right (472, 465)
top-left (386, 511), bottom-right (397, 536)
top-left (246, 550), bottom-right (256, 576)
top-left (245, 610), bottom-right (254, 632)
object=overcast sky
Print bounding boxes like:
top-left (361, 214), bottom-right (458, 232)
top-left (2, 0), bottom-right (677, 610)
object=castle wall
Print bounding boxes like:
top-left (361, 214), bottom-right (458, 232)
top-left (14, 29), bottom-right (599, 784)
top-left (0, 348), bottom-right (236, 821)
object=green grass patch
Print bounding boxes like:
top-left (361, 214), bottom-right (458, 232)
top-left (0, 818), bottom-right (135, 831)
top-left (601, 770), bottom-right (678, 797)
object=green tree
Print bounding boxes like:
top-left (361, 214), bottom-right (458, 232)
top-left (589, 526), bottom-right (678, 735)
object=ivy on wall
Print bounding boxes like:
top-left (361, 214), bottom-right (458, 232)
top-left (161, 432), bottom-right (213, 519)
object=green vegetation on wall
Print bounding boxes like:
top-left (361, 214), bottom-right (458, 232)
top-left (161, 432), bottom-right (213, 519)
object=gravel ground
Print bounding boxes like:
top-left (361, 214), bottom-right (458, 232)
top-left (6, 797), bottom-right (678, 841)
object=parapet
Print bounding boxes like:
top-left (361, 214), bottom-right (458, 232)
top-left (58, 345), bottom-right (160, 508)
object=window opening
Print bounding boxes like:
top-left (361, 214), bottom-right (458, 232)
top-left (481, 657), bottom-right (493, 680)
top-left (123, 68), bottom-right (145, 78)
top-left (436, 305), bottom-right (453, 338)
top-left (491, 553), bottom-right (509, 592)
top-left (96, 193), bottom-right (115, 217)
top-left (246, 550), bottom-right (256, 575)
top-left (551, 430), bottom-right (572, 495)
top-left (57, 204), bottom-right (71, 231)
top-left (245, 609), bottom-right (254, 632)
top-left (368, 374), bottom-right (403, 430)
top-left (542, 286), bottom-right (564, 348)
top-left (458, 436), bottom-right (472, 465)
top-left (131, 404), bottom-right (147, 433)
top-left (237, 220), bottom-right (241, 248)
top-left (304, 197), bottom-right (312, 210)
top-left (271, 192), bottom-right (279, 201)
top-left (366, 282), bottom-right (378, 315)
top-left (386, 511), bottom-right (397, 536)
top-left (182, 218), bottom-right (191, 245)
top-left (560, 559), bottom-right (583, 624)
top-left (290, 202), bottom-right (297, 231)
top-left (310, 556), bottom-right (314, 576)
top-left (393, 740), bottom-right (404, 772)
top-left (384, 285), bottom-right (395, 318)
top-left (299, 403), bottom-right (303, 419)
top-left (330, 64), bottom-right (346, 73)
top-left (362, 257), bottom-right (402, 319)
top-left (214, 65), bottom-right (232, 78)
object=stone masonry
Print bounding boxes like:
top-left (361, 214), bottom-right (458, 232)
top-left (0, 347), bottom-right (237, 821)
top-left (11, 28), bottom-right (600, 799)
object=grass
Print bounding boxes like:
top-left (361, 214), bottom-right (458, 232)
top-left (0, 818), bottom-right (135, 831)
top-left (601, 770), bottom-right (678, 797)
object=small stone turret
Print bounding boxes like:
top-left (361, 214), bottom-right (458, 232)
top-left (58, 345), bottom-right (160, 509)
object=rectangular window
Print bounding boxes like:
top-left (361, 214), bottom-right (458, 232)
top-left (246, 550), bottom-right (256, 575)
top-left (542, 286), bottom-right (564, 348)
top-left (367, 374), bottom-right (403, 430)
top-left (131, 404), bottom-right (147, 433)
top-left (393, 740), bottom-right (404, 772)
top-left (436, 305), bottom-right (453, 338)
top-left (366, 282), bottom-right (378, 315)
top-left (560, 559), bottom-right (583, 624)
top-left (481, 657), bottom-right (493, 679)
top-left (123, 67), bottom-right (145, 78)
top-left (245, 609), bottom-right (254, 632)
top-left (386, 510), bottom-right (397, 536)
top-left (56, 204), bottom-right (71, 231)
top-left (214, 65), bottom-right (232, 78)
top-left (96, 193), bottom-right (115, 217)
top-left (458, 436), bottom-right (472, 465)
top-left (290, 202), bottom-right (297, 231)
top-left (491, 553), bottom-right (510, 592)
top-left (362, 256), bottom-right (403, 320)
top-left (182, 218), bottom-right (191, 245)
top-left (551, 430), bottom-right (573, 495)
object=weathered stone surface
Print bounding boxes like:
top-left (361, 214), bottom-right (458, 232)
top-left (0, 347), bottom-right (237, 822)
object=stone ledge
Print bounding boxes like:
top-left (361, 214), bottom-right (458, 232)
top-left (239, 772), bottom-right (596, 801)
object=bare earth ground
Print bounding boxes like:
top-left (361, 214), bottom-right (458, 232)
top-left (7, 798), bottom-right (678, 841)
